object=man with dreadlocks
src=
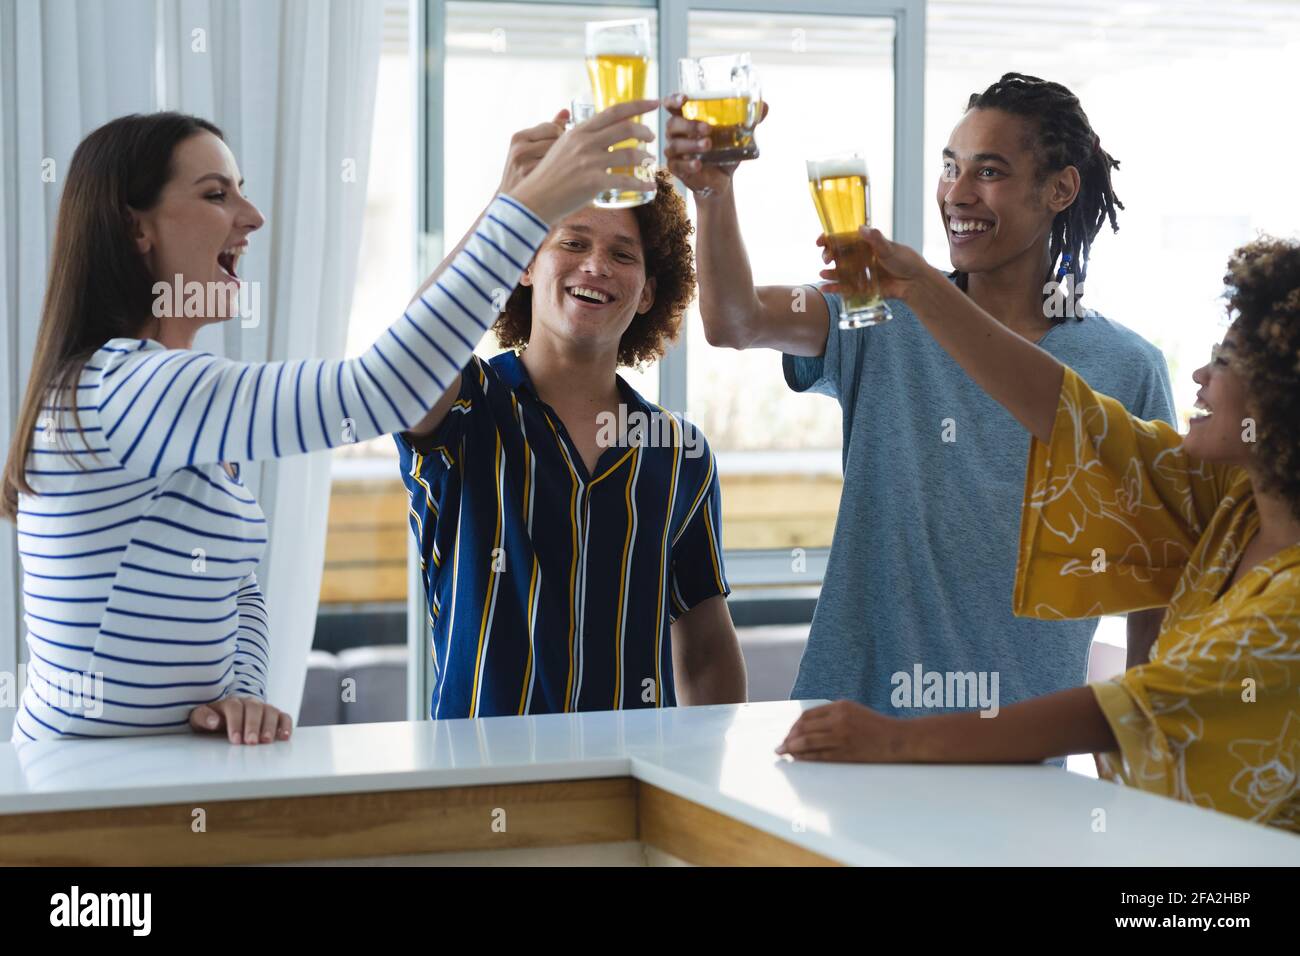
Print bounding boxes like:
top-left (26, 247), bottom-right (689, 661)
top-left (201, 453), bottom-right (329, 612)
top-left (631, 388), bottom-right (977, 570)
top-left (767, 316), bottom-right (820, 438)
top-left (664, 73), bottom-right (1174, 735)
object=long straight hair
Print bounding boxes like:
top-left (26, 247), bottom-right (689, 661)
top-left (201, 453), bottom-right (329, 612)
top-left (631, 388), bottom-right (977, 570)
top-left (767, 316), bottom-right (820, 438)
top-left (1, 112), bottom-right (224, 519)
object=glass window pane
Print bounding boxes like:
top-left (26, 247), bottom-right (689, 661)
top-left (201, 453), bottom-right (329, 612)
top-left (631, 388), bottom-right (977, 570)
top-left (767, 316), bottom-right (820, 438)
top-left (444, 1), bottom-right (660, 401)
top-left (924, 0), bottom-right (1300, 426)
top-left (685, 11), bottom-right (895, 552)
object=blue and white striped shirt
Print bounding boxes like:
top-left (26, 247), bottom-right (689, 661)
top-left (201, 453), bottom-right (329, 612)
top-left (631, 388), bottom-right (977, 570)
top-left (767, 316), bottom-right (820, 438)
top-left (12, 195), bottom-right (548, 741)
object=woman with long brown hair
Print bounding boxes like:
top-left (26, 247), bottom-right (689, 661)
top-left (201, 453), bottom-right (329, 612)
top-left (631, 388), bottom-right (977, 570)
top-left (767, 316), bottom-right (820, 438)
top-left (3, 102), bottom-right (659, 745)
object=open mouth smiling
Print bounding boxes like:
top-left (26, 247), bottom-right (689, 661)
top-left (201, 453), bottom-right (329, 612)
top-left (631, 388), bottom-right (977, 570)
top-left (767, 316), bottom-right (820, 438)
top-left (566, 285), bottom-right (614, 305)
top-left (947, 216), bottom-right (994, 241)
top-left (217, 243), bottom-right (246, 280)
top-left (1190, 395), bottom-right (1213, 425)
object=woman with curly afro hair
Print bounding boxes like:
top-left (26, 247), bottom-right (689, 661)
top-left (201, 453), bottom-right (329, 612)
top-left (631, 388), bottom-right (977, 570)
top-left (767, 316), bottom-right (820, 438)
top-left (779, 230), bottom-right (1300, 833)
top-left (399, 125), bottom-right (745, 721)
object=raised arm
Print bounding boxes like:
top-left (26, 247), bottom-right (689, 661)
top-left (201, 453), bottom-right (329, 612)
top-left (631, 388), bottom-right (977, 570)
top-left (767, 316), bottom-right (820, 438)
top-left (405, 110), bottom-right (570, 442)
top-left (826, 228), bottom-right (1065, 443)
top-left (92, 195), bottom-right (546, 474)
top-left (663, 96), bottom-right (828, 356)
top-left (90, 101), bottom-right (660, 476)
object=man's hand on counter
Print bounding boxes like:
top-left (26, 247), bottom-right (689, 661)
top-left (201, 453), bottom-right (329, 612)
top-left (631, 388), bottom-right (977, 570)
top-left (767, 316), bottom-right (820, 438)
top-left (189, 696), bottom-right (294, 746)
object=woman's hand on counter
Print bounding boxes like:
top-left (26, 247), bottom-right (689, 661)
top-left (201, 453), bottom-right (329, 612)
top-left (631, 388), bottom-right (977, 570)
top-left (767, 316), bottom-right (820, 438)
top-left (777, 687), bottom-right (1119, 764)
top-left (189, 696), bottom-right (293, 745)
top-left (775, 700), bottom-right (909, 762)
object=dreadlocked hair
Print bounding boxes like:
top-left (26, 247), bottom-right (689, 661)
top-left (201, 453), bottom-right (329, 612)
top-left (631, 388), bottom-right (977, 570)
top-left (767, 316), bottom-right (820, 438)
top-left (953, 72), bottom-right (1123, 320)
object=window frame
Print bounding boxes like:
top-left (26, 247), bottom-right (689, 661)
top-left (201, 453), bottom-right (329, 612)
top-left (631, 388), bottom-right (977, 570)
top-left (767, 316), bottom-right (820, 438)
top-left (408, 0), bottom-right (925, 716)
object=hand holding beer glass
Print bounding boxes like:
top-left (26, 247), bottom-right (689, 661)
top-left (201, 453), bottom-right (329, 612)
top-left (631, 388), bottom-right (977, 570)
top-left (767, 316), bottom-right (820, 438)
top-left (506, 99), bottom-right (659, 225)
top-left (585, 18), bottom-right (657, 208)
top-left (807, 153), bottom-right (893, 328)
top-left (677, 53), bottom-right (762, 164)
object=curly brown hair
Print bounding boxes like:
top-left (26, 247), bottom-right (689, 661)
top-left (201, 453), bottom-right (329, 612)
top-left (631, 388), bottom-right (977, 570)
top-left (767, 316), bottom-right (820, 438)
top-left (492, 170), bottom-right (696, 367)
top-left (1224, 236), bottom-right (1300, 522)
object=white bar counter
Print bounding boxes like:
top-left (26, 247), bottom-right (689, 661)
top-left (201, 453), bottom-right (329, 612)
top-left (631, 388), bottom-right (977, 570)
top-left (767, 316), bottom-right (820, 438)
top-left (2, 701), bottom-right (1297, 866)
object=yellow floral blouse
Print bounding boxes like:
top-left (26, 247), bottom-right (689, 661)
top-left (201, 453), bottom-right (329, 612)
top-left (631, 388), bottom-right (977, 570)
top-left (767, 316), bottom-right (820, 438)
top-left (1014, 367), bottom-right (1300, 832)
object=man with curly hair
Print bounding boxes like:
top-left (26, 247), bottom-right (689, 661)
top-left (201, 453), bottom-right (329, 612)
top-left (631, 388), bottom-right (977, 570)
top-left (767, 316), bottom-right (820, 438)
top-left (396, 113), bottom-right (745, 719)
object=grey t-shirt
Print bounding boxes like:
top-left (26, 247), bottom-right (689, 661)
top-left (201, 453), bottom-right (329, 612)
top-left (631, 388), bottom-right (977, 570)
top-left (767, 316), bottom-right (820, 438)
top-left (783, 288), bottom-right (1176, 720)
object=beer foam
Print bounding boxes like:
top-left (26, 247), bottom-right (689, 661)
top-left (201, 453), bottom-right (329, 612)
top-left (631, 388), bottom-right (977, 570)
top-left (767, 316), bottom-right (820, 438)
top-left (806, 156), bottom-right (867, 182)
top-left (589, 42), bottom-right (649, 57)
top-left (587, 27), bottom-right (649, 57)
top-left (686, 89), bottom-right (747, 101)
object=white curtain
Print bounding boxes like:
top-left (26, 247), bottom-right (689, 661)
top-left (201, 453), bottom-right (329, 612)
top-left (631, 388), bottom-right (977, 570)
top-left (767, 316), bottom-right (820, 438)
top-left (0, 0), bottom-right (385, 736)
top-left (0, 0), bottom-right (158, 741)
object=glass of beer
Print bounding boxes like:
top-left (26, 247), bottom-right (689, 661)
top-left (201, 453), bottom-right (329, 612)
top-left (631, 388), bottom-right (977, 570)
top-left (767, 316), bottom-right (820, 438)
top-left (585, 18), bottom-right (656, 208)
top-left (677, 53), bottom-right (761, 163)
top-left (806, 153), bottom-right (892, 328)
top-left (567, 98), bottom-right (594, 130)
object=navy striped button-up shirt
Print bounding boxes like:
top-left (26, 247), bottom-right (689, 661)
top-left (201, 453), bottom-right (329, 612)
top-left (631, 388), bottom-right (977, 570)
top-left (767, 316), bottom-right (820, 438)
top-left (397, 350), bottom-right (729, 719)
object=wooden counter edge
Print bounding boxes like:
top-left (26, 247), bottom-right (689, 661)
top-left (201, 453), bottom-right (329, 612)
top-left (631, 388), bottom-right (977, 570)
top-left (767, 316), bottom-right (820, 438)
top-left (0, 776), bottom-right (840, 867)
top-left (636, 781), bottom-right (840, 867)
